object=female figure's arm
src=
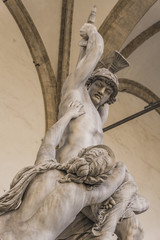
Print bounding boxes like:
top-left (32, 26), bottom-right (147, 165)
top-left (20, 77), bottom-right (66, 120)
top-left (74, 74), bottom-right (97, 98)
top-left (35, 102), bottom-right (85, 164)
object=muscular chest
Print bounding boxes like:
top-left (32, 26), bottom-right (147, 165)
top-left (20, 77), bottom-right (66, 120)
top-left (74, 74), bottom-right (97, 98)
top-left (69, 100), bottom-right (103, 135)
top-left (59, 88), bottom-right (103, 136)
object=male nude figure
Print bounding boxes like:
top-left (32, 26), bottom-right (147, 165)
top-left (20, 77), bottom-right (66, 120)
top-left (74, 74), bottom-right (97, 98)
top-left (0, 22), bottom-right (147, 240)
top-left (0, 23), bottom-right (127, 240)
top-left (56, 23), bottom-right (114, 164)
top-left (54, 23), bottom-right (148, 239)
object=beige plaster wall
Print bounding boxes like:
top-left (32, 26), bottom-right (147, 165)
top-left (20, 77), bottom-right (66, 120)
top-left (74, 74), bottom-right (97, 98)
top-left (119, 32), bottom-right (160, 97)
top-left (70, 0), bottom-right (118, 72)
top-left (22, 0), bottom-right (62, 76)
top-left (104, 93), bottom-right (160, 240)
top-left (0, 1), bottom-right (45, 194)
top-left (119, 0), bottom-right (160, 97)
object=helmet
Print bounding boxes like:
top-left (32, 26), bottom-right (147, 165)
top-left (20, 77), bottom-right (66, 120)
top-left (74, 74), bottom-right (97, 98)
top-left (87, 68), bottom-right (119, 104)
top-left (86, 51), bottom-right (129, 104)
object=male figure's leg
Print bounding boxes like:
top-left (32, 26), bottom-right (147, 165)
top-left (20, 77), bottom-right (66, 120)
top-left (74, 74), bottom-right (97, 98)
top-left (91, 179), bottom-right (138, 240)
top-left (114, 194), bottom-right (149, 240)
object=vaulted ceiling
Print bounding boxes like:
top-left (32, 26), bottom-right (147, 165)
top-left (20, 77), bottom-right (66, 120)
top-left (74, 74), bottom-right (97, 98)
top-left (2, 0), bottom-right (160, 129)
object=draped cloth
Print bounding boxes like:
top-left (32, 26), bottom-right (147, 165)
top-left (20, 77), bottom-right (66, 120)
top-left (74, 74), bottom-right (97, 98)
top-left (0, 160), bottom-right (59, 215)
top-left (0, 153), bottom-right (113, 216)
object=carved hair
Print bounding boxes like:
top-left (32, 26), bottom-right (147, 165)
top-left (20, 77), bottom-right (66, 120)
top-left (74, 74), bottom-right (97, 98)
top-left (59, 144), bottom-right (116, 189)
top-left (0, 145), bottom-right (116, 215)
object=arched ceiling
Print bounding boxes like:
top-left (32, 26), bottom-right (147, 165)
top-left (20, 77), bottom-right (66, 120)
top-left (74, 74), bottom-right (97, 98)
top-left (2, 0), bottom-right (160, 129)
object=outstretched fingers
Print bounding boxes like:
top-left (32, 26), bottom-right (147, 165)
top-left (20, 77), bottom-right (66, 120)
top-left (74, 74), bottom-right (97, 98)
top-left (68, 101), bottom-right (85, 118)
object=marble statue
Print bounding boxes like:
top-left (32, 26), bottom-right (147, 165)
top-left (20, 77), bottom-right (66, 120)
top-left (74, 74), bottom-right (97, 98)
top-left (54, 9), bottom-right (149, 239)
top-left (0, 6), bottom-right (149, 240)
top-left (0, 102), bottom-right (126, 240)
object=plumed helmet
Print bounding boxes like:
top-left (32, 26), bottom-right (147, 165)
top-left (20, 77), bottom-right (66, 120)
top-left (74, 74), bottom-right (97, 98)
top-left (87, 68), bottom-right (119, 104)
top-left (87, 51), bottom-right (129, 104)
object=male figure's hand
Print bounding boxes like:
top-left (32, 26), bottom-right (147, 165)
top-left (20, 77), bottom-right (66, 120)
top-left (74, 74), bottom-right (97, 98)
top-left (79, 23), bottom-right (97, 48)
top-left (80, 23), bottom-right (97, 40)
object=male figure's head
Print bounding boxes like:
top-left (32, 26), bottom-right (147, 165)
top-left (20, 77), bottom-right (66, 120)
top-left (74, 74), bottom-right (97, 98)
top-left (87, 68), bottom-right (119, 109)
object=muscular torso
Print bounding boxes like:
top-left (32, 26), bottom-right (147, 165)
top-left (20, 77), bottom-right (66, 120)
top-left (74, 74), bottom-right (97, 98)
top-left (56, 87), bottom-right (104, 163)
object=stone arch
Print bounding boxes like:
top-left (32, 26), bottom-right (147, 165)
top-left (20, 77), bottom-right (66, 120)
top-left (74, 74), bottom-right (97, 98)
top-left (3, 0), bottom-right (159, 128)
top-left (3, 0), bottom-right (58, 130)
top-left (119, 78), bottom-right (160, 114)
top-left (97, 0), bottom-right (157, 68)
top-left (121, 21), bottom-right (160, 58)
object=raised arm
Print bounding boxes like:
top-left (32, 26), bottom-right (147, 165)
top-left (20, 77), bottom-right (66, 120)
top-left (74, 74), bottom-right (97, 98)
top-left (98, 103), bottom-right (110, 127)
top-left (62, 23), bottom-right (104, 92)
top-left (35, 102), bottom-right (85, 164)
